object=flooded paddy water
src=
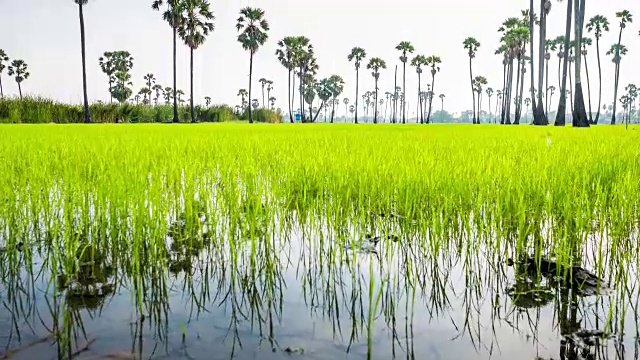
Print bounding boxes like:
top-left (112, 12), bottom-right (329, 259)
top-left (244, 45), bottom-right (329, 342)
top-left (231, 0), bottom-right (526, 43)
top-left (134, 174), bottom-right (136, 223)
top-left (0, 124), bottom-right (639, 359)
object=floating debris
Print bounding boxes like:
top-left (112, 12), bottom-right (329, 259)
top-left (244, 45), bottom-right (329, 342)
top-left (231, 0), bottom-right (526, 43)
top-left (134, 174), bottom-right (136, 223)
top-left (283, 346), bottom-right (304, 355)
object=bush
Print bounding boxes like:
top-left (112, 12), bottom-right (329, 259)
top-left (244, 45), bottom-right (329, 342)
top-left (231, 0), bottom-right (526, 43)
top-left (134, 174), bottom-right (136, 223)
top-left (239, 107), bottom-right (282, 123)
top-left (0, 97), bottom-right (241, 124)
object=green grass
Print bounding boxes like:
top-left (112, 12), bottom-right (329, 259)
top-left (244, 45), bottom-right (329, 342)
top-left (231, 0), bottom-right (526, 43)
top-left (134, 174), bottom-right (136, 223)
top-left (0, 97), bottom-right (282, 123)
top-left (0, 123), bottom-right (639, 356)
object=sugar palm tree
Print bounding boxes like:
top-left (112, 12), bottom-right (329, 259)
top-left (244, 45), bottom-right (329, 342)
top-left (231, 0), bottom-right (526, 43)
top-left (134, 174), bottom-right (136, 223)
top-left (265, 80), bottom-right (273, 105)
top-left (395, 41), bottom-right (414, 123)
top-left (586, 15), bottom-right (609, 124)
top-left (163, 86), bottom-right (173, 104)
top-left (579, 37), bottom-right (594, 124)
top-left (486, 87), bottom-right (494, 123)
top-left (276, 37), bottom-right (303, 123)
top-left (607, 43), bottom-right (628, 125)
top-left (555, 0), bottom-right (572, 126)
top-left (269, 96), bottom-right (276, 110)
top-left (367, 57), bottom-right (386, 124)
top-left (463, 37), bottom-right (481, 124)
top-left (547, 85), bottom-right (556, 115)
top-left (609, 10), bottom-right (632, 125)
top-left (177, 0), bottom-right (215, 123)
top-left (0, 49), bottom-right (9, 98)
top-left (237, 88), bottom-right (248, 109)
top-left (8, 60), bottom-right (29, 99)
top-left (343, 98), bottom-right (349, 121)
top-left (258, 78), bottom-right (268, 107)
top-left (439, 94), bottom-right (445, 112)
top-left (237, 7), bottom-right (269, 124)
top-left (74, 0), bottom-right (92, 122)
top-left (425, 55), bottom-right (441, 124)
top-left (570, 0), bottom-right (590, 128)
top-left (152, 84), bottom-right (163, 104)
top-left (410, 55), bottom-right (426, 123)
top-left (152, 0), bottom-right (182, 123)
top-left (144, 73), bottom-right (156, 95)
top-left (472, 76), bottom-right (488, 123)
top-left (98, 52), bottom-right (117, 103)
top-left (348, 47), bottom-right (366, 124)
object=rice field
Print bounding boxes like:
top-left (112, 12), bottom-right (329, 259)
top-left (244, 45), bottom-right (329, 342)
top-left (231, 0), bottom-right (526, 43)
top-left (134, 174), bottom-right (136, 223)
top-left (1, 124), bottom-right (639, 359)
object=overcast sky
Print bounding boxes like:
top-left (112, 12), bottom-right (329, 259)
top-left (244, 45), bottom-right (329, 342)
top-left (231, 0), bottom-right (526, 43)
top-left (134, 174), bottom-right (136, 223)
top-left (0, 0), bottom-right (638, 115)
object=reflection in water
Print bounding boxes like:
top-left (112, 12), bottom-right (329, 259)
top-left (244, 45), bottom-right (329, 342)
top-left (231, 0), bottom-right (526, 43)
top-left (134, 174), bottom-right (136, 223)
top-left (0, 196), bottom-right (638, 359)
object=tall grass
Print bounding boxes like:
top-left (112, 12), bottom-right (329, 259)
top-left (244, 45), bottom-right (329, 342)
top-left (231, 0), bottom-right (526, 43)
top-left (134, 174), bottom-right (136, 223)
top-left (0, 97), bottom-right (281, 123)
top-left (0, 124), bottom-right (638, 358)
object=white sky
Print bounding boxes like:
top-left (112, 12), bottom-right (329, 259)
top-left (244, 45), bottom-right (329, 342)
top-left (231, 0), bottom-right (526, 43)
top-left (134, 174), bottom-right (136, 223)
top-left (0, 0), bottom-right (638, 115)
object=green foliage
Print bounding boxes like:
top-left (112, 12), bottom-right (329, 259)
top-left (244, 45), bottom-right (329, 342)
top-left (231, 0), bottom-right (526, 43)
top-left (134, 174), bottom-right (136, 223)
top-left (0, 97), bottom-right (238, 123)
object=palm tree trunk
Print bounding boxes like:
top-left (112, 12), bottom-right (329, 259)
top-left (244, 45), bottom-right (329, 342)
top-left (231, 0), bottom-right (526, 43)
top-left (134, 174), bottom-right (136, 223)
top-left (529, 0), bottom-right (539, 121)
top-left (500, 61), bottom-right (507, 124)
top-left (0, 76), bottom-right (4, 98)
top-left (417, 73), bottom-right (422, 124)
top-left (374, 82), bottom-right (379, 124)
top-left (469, 57), bottom-right (476, 124)
top-left (78, 2), bottom-right (92, 123)
top-left (594, 38), bottom-right (602, 124)
top-left (517, 63), bottom-right (526, 123)
top-left (513, 58), bottom-right (522, 124)
top-left (355, 68), bottom-right (359, 124)
top-left (172, 22), bottom-right (178, 123)
top-left (569, 64), bottom-right (574, 114)
top-left (611, 27), bottom-right (623, 125)
top-left (478, 92), bottom-right (482, 123)
top-left (545, 60), bottom-right (550, 116)
top-left (534, 0), bottom-right (548, 125)
top-left (299, 71), bottom-right (304, 122)
top-left (190, 48), bottom-right (195, 123)
top-left (505, 57), bottom-right (514, 124)
top-left (18, 82), bottom-right (22, 99)
top-left (583, 52), bottom-right (593, 124)
top-left (441, 98), bottom-right (444, 112)
top-left (611, 62), bottom-right (620, 125)
top-left (331, 99), bottom-right (335, 123)
top-left (248, 52), bottom-right (254, 123)
top-left (427, 75), bottom-right (436, 123)
top-left (261, 85), bottom-right (265, 108)
top-left (555, 0), bottom-right (572, 126)
top-left (402, 62), bottom-right (406, 123)
top-left (287, 69), bottom-right (293, 123)
top-left (291, 71), bottom-right (296, 119)
top-left (393, 65), bottom-right (398, 124)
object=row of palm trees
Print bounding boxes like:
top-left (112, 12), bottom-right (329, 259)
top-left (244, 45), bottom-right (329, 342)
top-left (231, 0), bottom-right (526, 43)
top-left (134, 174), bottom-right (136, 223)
top-left (64, 0), bottom-right (267, 123)
top-left (463, 5), bottom-right (638, 127)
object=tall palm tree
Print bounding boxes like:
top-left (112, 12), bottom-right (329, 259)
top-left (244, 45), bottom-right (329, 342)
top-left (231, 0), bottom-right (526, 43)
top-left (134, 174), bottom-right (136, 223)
top-left (237, 88), bottom-right (248, 109)
top-left (367, 57), bottom-right (386, 124)
top-left (607, 43), bottom-right (628, 124)
top-left (74, 0), bottom-right (92, 123)
top-left (486, 87), bottom-right (494, 122)
top-left (237, 7), bottom-right (269, 124)
top-left (586, 15), bottom-right (610, 124)
top-left (177, 0), bottom-right (214, 123)
top-left (0, 49), bottom-right (9, 98)
top-left (609, 10), bottom-right (632, 125)
top-left (463, 37), bottom-right (480, 124)
top-left (410, 55), bottom-right (426, 123)
top-left (269, 96), bottom-right (276, 110)
top-left (395, 41), bottom-right (414, 124)
top-left (343, 98), bottom-right (349, 121)
top-left (152, 84), bottom-right (163, 104)
top-left (204, 96), bottom-right (211, 107)
top-left (266, 80), bottom-right (273, 107)
top-left (473, 76), bottom-right (488, 123)
top-left (580, 37), bottom-right (593, 124)
top-left (276, 37), bottom-right (302, 123)
top-left (532, 0), bottom-right (551, 125)
top-left (144, 73), bottom-right (156, 96)
top-left (425, 55), bottom-right (441, 124)
top-left (348, 47), bottom-right (366, 124)
top-left (258, 78), bottom-right (268, 107)
top-left (329, 75), bottom-right (345, 123)
top-left (555, 0), bottom-right (572, 126)
top-left (439, 94), bottom-right (445, 112)
top-left (8, 60), bottom-right (29, 99)
top-left (152, 0), bottom-right (182, 123)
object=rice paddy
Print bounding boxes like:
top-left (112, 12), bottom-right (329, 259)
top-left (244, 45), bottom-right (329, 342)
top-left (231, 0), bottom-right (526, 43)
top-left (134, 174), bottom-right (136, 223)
top-left (1, 124), bottom-right (639, 359)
